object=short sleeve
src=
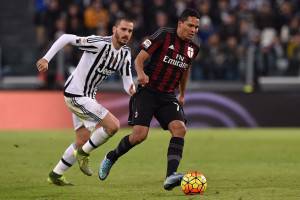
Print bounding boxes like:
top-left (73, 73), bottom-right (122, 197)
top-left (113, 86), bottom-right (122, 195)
top-left (140, 28), bottom-right (166, 55)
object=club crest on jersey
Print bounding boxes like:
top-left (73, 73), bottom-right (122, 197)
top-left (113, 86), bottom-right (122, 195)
top-left (187, 46), bottom-right (194, 58)
top-left (142, 39), bottom-right (152, 49)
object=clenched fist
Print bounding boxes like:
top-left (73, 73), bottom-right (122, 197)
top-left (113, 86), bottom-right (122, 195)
top-left (36, 58), bottom-right (49, 72)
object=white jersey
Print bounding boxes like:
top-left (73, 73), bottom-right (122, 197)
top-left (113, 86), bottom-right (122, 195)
top-left (43, 34), bottom-right (133, 98)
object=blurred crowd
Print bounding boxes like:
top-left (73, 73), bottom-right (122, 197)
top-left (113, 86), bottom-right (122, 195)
top-left (33, 0), bottom-right (300, 88)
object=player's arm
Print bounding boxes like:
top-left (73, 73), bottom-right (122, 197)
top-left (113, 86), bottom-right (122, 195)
top-left (121, 53), bottom-right (136, 96)
top-left (36, 34), bottom-right (79, 72)
top-left (134, 50), bottom-right (150, 86)
top-left (135, 28), bottom-right (165, 86)
top-left (178, 67), bottom-right (191, 105)
top-left (36, 34), bottom-right (98, 72)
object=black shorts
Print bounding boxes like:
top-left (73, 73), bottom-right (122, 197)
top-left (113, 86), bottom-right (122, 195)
top-left (128, 87), bottom-right (186, 130)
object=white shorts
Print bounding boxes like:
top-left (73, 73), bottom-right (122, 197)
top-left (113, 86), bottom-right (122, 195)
top-left (64, 96), bottom-right (109, 131)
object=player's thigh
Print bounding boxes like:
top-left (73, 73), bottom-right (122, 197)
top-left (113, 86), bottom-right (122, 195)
top-left (128, 89), bottom-right (155, 127)
top-left (154, 100), bottom-right (186, 130)
top-left (65, 96), bottom-right (108, 131)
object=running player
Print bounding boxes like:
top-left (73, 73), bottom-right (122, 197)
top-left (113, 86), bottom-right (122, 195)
top-left (36, 17), bottom-right (135, 186)
top-left (99, 9), bottom-right (200, 190)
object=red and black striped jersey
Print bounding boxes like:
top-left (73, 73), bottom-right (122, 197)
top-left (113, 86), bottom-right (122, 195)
top-left (141, 27), bottom-right (199, 93)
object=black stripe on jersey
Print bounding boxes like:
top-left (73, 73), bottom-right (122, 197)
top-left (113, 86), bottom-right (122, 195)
top-left (110, 53), bottom-right (120, 70)
top-left (88, 45), bottom-right (114, 97)
top-left (118, 50), bottom-right (128, 76)
top-left (117, 51), bottom-right (125, 76)
top-left (83, 50), bottom-right (98, 54)
top-left (163, 36), bottom-right (184, 91)
top-left (87, 37), bottom-right (112, 43)
top-left (78, 47), bottom-right (98, 53)
top-left (87, 38), bottom-right (111, 43)
top-left (78, 45), bottom-right (98, 49)
top-left (64, 75), bottom-right (73, 90)
top-left (91, 76), bottom-right (106, 98)
top-left (83, 44), bottom-right (108, 96)
top-left (87, 49), bottom-right (114, 97)
top-left (150, 32), bottom-right (172, 89)
top-left (71, 97), bottom-right (101, 122)
top-left (125, 61), bottom-right (130, 76)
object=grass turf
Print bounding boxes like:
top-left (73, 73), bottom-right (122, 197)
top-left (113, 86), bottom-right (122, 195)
top-left (0, 128), bottom-right (299, 200)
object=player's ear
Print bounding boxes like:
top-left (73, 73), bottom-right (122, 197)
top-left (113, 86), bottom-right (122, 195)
top-left (112, 26), bottom-right (116, 34)
top-left (178, 20), bottom-right (183, 28)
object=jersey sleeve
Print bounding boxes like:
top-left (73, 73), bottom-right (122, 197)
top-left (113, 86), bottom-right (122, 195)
top-left (119, 49), bottom-right (135, 95)
top-left (75, 35), bottom-right (105, 53)
top-left (140, 28), bottom-right (166, 55)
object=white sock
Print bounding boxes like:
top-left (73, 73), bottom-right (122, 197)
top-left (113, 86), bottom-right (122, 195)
top-left (53, 143), bottom-right (77, 175)
top-left (82, 127), bottom-right (111, 153)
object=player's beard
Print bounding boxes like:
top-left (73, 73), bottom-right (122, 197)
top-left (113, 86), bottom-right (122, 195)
top-left (115, 31), bottom-right (129, 46)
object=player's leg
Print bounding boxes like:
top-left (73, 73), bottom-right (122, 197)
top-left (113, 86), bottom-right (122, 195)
top-left (98, 125), bottom-right (149, 180)
top-left (163, 120), bottom-right (186, 190)
top-left (155, 97), bottom-right (186, 190)
top-left (79, 112), bottom-right (120, 155)
top-left (99, 89), bottom-right (154, 180)
top-left (48, 115), bottom-right (88, 185)
top-left (70, 97), bottom-right (120, 175)
top-left (48, 143), bottom-right (76, 186)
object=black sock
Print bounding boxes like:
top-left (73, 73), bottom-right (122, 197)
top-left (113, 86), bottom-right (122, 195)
top-left (107, 135), bottom-right (135, 163)
top-left (166, 137), bottom-right (184, 177)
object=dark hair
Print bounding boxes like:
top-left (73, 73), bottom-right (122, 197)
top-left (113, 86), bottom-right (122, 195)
top-left (115, 16), bottom-right (134, 26)
top-left (178, 8), bottom-right (200, 22)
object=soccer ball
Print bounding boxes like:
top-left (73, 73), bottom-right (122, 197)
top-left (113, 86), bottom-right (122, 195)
top-left (181, 171), bottom-right (207, 195)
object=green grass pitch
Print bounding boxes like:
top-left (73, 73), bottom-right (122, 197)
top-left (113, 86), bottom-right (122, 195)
top-left (0, 128), bottom-right (300, 200)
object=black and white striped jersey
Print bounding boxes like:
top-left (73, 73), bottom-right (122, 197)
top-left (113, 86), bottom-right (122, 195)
top-left (43, 34), bottom-right (133, 98)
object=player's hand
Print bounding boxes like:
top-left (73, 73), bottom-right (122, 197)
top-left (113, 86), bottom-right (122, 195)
top-left (129, 84), bottom-right (136, 96)
top-left (178, 94), bottom-right (185, 106)
top-left (36, 58), bottom-right (49, 72)
top-left (137, 72), bottom-right (149, 87)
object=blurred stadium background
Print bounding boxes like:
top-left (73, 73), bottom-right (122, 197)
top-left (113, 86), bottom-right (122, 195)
top-left (0, 0), bottom-right (300, 129)
top-left (1, 1), bottom-right (300, 199)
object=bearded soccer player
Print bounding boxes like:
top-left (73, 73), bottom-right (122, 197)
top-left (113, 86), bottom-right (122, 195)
top-left (36, 17), bottom-right (135, 186)
top-left (99, 8), bottom-right (200, 190)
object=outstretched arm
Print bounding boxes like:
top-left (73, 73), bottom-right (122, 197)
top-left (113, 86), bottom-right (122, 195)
top-left (36, 34), bottom-right (78, 72)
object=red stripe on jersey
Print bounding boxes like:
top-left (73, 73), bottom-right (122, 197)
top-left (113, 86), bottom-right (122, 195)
top-left (147, 41), bottom-right (161, 55)
top-left (168, 70), bottom-right (182, 92)
top-left (168, 41), bottom-right (190, 92)
top-left (149, 33), bottom-right (171, 88)
top-left (158, 35), bottom-right (180, 92)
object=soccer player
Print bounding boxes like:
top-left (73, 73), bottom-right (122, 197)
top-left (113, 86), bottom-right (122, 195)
top-left (36, 17), bottom-right (135, 186)
top-left (99, 8), bottom-right (200, 190)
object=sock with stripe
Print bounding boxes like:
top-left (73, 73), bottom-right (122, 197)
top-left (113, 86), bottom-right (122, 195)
top-left (106, 135), bottom-right (135, 163)
top-left (53, 143), bottom-right (77, 175)
top-left (82, 127), bottom-right (111, 154)
top-left (166, 137), bottom-right (184, 177)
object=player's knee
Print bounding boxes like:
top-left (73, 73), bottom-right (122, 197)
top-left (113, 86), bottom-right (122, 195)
top-left (76, 137), bottom-right (89, 147)
top-left (169, 121), bottom-right (186, 137)
top-left (132, 133), bottom-right (147, 144)
top-left (105, 120), bottom-right (120, 135)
